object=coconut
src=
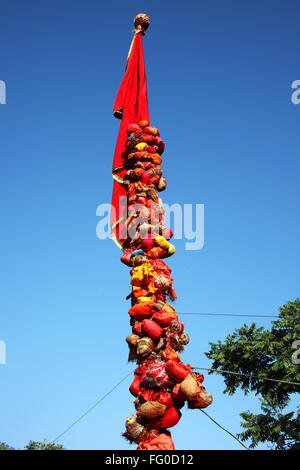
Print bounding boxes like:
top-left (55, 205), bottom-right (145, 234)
top-left (124, 415), bottom-right (147, 443)
top-left (157, 177), bottom-right (167, 192)
top-left (137, 337), bottom-right (154, 358)
top-left (180, 330), bottom-right (190, 346)
top-left (126, 334), bottom-right (140, 347)
top-left (132, 255), bottom-right (147, 267)
top-left (188, 391), bottom-right (213, 409)
top-left (180, 374), bottom-right (199, 401)
top-left (139, 401), bottom-right (167, 420)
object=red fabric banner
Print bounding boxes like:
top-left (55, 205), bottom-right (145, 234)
top-left (111, 31), bottom-right (149, 247)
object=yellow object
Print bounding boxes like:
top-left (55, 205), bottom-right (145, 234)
top-left (135, 181), bottom-right (148, 191)
top-left (155, 235), bottom-right (169, 250)
top-left (167, 244), bottom-right (175, 256)
top-left (162, 302), bottom-right (178, 319)
top-left (131, 286), bottom-right (147, 299)
top-left (135, 142), bottom-right (148, 151)
top-left (136, 295), bottom-right (155, 303)
top-left (131, 262), bottom-right (155, 287)
top-left (155, 235), bottom-right (175, 257)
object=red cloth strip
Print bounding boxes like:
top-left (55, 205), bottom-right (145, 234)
top-left (111, 32), bottom-right (149, 245)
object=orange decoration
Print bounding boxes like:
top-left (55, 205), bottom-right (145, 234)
top-left (160, 343), bottom-right (179, 362)
top-left (138, 119), bottom-right (150, 128)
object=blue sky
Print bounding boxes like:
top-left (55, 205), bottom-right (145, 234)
top-left (0, 0), bottom-right (299, 450)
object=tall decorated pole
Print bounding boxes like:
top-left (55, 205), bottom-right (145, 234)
top-left (111, 14), bottom-right (213, 450)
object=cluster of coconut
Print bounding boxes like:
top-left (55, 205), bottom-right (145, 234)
top-left (118, 122), bottom-right (213, 449)
top-left (127, 321), bottom-right (189, 360)
top-left (117, 120), bottom-right (169, 251)
top-left (123, 121), bottom-right (166, 193)
top-left (123, 356), bottom-right (213, 445)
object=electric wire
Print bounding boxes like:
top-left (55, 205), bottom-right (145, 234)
top-left (191, 367), bottom-right (300, 386)
top-left (50, 307), bottom-right (297, 445)
top-left (178, 312), bottom-right (278, 318)
top-left (52, 367), bottom-right (250, 450)
top-left (52, 370), bottom-right (134, 443)
top-left (51, 362), bottom-right (299, 446)
top-left (199, 409), bottom-right (249, 450)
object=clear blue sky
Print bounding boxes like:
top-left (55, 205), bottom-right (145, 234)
top-left (0, 0), bottom-right (299, 450)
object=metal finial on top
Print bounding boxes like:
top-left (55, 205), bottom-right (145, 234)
top-left (134, 13), bottom-right (150, 33)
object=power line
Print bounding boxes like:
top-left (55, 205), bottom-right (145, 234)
top-left (199, 409), bottom-right (249, 450)
top-left (52, 367), bottom-right (249, 450)
top-left (51, 365), bottom-right (299, 449)
top-left (192, 367), bottom-right (300, 386)
top-left (178, 312), bottom-right (278, 318)
top-left (52, 370), bottom-right (134, 443)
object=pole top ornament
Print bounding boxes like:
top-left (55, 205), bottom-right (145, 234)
top-left (134, 13), bottom-right (150, 34)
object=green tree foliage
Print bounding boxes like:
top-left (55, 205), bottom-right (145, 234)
top-left (0, 439), bottom-right (65, 450)
top-left (0, 442), bottom-right (15, 450)
top-left (24, 439), bottom-right (65, 450)
top-left (206, 299), bottom-right (300, 449)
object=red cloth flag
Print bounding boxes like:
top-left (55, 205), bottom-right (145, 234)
top-left (111, 31), bottom-right (149, 249)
